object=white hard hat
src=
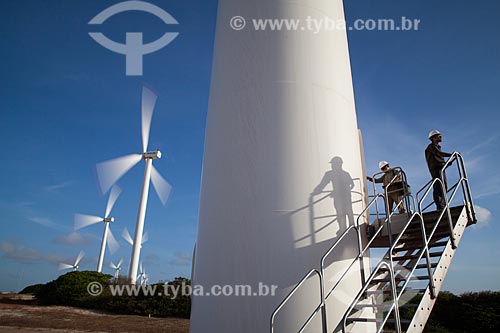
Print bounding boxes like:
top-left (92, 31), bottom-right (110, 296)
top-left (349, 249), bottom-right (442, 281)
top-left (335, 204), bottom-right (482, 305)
top-left (379, 161), bottom-right (389, 169)
top-left (428, 129), bottom-right (441, 139)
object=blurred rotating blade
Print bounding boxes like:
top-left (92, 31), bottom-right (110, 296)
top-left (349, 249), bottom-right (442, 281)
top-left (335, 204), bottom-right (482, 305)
top-left (140, 262), bottom-right (143, 274)
top-left (122, 228), bottom-right (134, 246)
top-left (105, 185), bottom-right (122, 218)
top-left (96, 154), bottom-right (142, 195)
top-left (106, 227), bottom-right (120, 254)
top-left (59, 263), bottom-right (73, 270)
top-left (74, 214), bottom-right (102, 230)
top-left (110, 261), bottom-right (117, 269)
top-left (117, 257), bottom-right (124, 268)
top-left (141, 86), bottom-right (157, 153)
top-left (74, 251), bottom-right (85, 266)
top-left (151, 165), bottom-right (172, 206)
top-left (142, 231), bottom-right (149, 244)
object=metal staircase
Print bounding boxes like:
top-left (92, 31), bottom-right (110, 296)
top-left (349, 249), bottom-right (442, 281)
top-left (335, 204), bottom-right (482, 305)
top-left (271, 153), bottom-right (476, 333)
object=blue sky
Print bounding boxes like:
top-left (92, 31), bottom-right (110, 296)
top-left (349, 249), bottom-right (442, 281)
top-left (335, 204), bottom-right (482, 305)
top-left (0, 0), bottom-right (499, 294)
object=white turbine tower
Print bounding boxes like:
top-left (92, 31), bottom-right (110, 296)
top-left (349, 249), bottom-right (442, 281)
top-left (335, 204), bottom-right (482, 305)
top-left (110, 258), bottom-right (124, 282)
top-left (59, 251), bottom-right (85, 272)
top-left (96, 86), bottom-right (172, 284)
top-left (74, 185), bottom-right (121, 272)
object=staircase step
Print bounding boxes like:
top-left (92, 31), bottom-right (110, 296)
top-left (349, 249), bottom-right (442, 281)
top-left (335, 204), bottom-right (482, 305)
top-left (354, 302), bottom-right (392, 309)
top-left (371, 275), bottom-right (429, 284)
top-left (346, 317), bottom-right (381, 323)
top-left (365, 288), bottom-right (426, 296)
top-left (365, 288), bottom-right (427, 296)
top-left (392, 251), bottom-right (442, 261)
top-left (395, 240), bottom-right (448, 252)
top-left (413, 263), bottom-right (438, 270)
top-left (387, 318), bottom-right (411, 324)
top-left (401, 230), bottom-right (451, 243)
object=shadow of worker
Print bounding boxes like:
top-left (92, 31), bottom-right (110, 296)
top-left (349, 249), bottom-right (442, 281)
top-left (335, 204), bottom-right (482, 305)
top-left (312, 156), bottom-right (355, 236)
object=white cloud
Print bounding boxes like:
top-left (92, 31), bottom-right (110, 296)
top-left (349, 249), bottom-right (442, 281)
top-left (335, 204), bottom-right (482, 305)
top-left (169, 252), bottom-right (192, 267)
top-left (473, 205), bottom-right (492, 228)
top-left (0, 240), bottom-right (41, 263)
top-left (28, 216), bottom-right (70, 233)
top-left (52, 232), bottom-right (93, 246)
top-left (45, 181), bottom-right (74, 192)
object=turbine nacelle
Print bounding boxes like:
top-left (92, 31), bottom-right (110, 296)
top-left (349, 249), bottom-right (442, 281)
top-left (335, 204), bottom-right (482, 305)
top-left (143, 150), bottom-right (161, 160)
top-left (103, 217), bottom-right (115, 223)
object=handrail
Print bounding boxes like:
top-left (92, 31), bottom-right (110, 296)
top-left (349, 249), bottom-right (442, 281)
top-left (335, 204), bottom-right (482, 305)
top-left (341, 261), bottom-right (401, 333)
top-left (270, 269), bottom-right (325, 333)
top-left (271, 153), bottom-right (475, 333)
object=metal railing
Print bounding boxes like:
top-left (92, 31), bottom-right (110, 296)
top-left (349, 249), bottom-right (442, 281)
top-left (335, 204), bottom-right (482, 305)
top-left (270, 269), bottom-right (326, 333)
top-left (341, 261), bottom-right (401, 333)
top-left (271, 153), bottom-right (475, 333)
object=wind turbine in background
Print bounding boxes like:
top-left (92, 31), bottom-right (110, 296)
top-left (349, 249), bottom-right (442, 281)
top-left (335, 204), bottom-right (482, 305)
top-left (59, 251), bottom-right (85, 272)
top-left (74, 185), bottom-right (121, 272)
top-left (110, 258), bottom-right (124, 282)
top-left (137, 262), bottom-right (148, 286)
top-left (96, 86), bottom-right (172, 284)
top-left (122, 227), bottom-right (148, 248)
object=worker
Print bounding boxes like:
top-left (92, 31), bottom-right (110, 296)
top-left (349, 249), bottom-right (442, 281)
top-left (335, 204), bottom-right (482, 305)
top-left (367, 161), bottom-right (406, 214)
top-left (425, 130), bottom-right (453, 210)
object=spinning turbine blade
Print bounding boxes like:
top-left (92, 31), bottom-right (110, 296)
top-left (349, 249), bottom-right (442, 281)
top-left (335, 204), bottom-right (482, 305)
top-left (142, 231), bottom-right (149, 244)
top-left (105, 185), bottom-right (122, 218)
top-left (106, 228), bottom-right (120, 254)
top-left (74, 251), bottom-right (85, 267)
top-left (140, 262), bottom-right (143, 274)
top-left (74, 214), bottom-right (102, 230)
top-left (59, 263), bottom-right (73, 270)
top-left (117, 257), bottom-right (124, 268)
top-left (96, 154), bottom-right (142, 194)
top-left (122, 228), bottom-right (134, 245)
top-left (141, 86), bottom-right (157, 152)
top-left (110, 261), bottom-right (117, 269)
top-left (151, 165), bottom-right (172, 205)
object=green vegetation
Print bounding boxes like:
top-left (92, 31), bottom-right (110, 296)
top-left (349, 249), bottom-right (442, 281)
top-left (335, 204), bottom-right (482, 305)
top-left (19, 283), bottom-right (44, 295)
top-left (24, 274), bottom-right (500, 329)
top-left (425, 291), bottom-right (500, 333)
top-left (32, 271), bottom-right (190, 318)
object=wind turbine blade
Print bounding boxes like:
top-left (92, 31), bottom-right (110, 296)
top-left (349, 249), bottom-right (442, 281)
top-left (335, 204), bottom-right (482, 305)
top-left (140, 262), bottom-right (143, 274)
top-left (142, 231), bottom-right (149, 244)
top-left (74, 214), bottom-right (102, 230)
top-left (96, 154), bottom-right (142, 194)
top-left (110, 261), bottom-right (117, 269)
top-left (122, 228), bottom-right (134, 245)
top-left (141, 86), bottom-right (157, 153)
top-left (105, 185), bottom-right (122, 218)
top-left (74, 251), bottom-right (85, 266)
top-left (117, 257), bottom-right (124, 268)
top-left (151, 165), bottom-right (172, 206)
top-left (106, 228), bottom-right (120, 254)
top-left (59, 263), bottom-right (73, 270)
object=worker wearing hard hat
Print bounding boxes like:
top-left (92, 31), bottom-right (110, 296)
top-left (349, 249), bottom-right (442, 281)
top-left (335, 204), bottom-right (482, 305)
top-left (367, 161), bottom-right (406, 214)
top-left (425, 130), bottom-right (453, 210)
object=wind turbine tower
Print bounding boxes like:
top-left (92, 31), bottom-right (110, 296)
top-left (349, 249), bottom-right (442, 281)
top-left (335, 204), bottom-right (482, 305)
top-left (191, 0), bottom-right (368, 332)
top-left (74, 185), bottom-right (121, 272)
top-left (96, 86), bottom-right (172, 284)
